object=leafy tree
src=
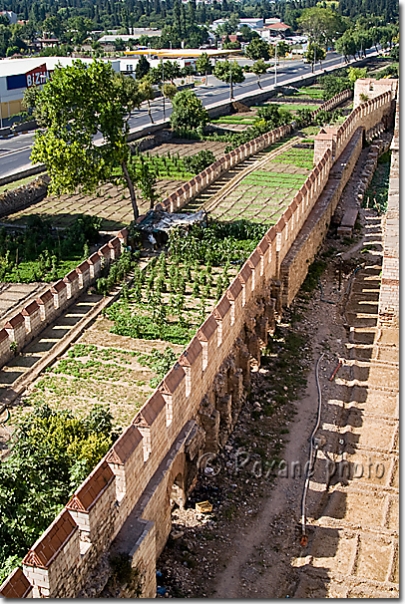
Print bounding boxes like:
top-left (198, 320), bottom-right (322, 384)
top-left (239, 24), bottom-right (260, 42)
top-left (162, 82), bottom-right (178, 100)
top-left (213, 60), bottom-right (245, 100)
top-left (335, 30), bottom-right (358, 62)
top-left (304, 42), bottom-right (326, 72)
top-left (245, 37), bottom-right (271, 61)
top-left (66, 16), bottom-right (94, 45)
top-left (30, 60), bottom-right (143, 220)
top-left (136, 157), bottom-right (158, 208)
top-left (170, 89), bottom-right (208, 134)
top-left (42, 15), bottom-right (63, 38)
top-left (319, 69), bottom-right (351, 99)
top-left (249, 59), bottom-right (269, 89)
top-left (135, 54), bottom-right (150, 80)
top-left (163, 60), bottom-right (182, 83)
top-left (139, 78), bottom-right (156, 124)
top-left (348, 66), bottom-right (367, 85)
top-left (0, 403), bottom-right (113, 584)
top-left (196, 52), bottom-right (213, 77)
top-left (297, 6), bottom-right (346, 46)
top-left (274, 40), bottom-right (289, 58)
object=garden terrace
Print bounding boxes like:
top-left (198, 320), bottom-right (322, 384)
top-left (205, 139), bottom-right (314, 224)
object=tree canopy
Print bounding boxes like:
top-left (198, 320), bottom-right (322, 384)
top-left (245, 37), bottom-right (271, 61)
top-left (213, 60), bottom-right (245, 99)
top-left (297, 6), bottom-right (346, 46)
top-left (30, 60), bottom-right (142, 219)
top-left (170, 89), bottom-right (208, 134)
top-left (0, 403), bottom-right (114, 584)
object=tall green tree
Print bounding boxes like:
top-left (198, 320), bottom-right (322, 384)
top-left (170, 89), bottom-right (208, 134)
top-left (213, 60), bottom-right (245, 100)
top-left (196, 52), bottom-right (212, 76)
top-left (249, 59), bottom-right (269, 89)
top-left (304, 42), bottom-right (326, 72)
top-left (297, 6), bottom-right (346, 47)
top-left (139, 78), bottom-right (156, 124)
top-left (135, 54), bottom-right (150, 80)
top-left (30, 60), bottom-right (143, 220)
top-left (245, 37), bottom-right (271, 61)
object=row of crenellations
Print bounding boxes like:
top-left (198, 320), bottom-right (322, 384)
top-left (0, 230), bottom-right (128, 369)
top-left (0, 85), bottom-right (394, 599)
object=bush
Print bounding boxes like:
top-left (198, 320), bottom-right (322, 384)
top-left (0, 403), bottom-right (114, 583)
top-left (183, 149), bottom-right (216, 173)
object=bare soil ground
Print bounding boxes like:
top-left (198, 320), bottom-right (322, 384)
top-left (155, 209), bottom-right (398, 598)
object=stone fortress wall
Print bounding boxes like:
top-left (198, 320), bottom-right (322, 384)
top-left (0, 79), bottom-right (397, 599)
top-left (378, 94), bottom-right (399, 327)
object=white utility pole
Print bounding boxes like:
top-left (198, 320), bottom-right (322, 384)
top-left (274, 42), bottom-right (277, 86)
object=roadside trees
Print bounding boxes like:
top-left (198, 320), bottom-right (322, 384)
top-left (170, 89), bottom-right (208, 135)
top-left (30, 60), bottom-right (143, 220)
top-left (297, 6), bottom-right (346, 48)
top-left (162, 82), bottom-right (178, 100)
top-left (245, 37), bottom-right (271, 61)
top-left (304, 42), bottom-right (326, 73)
top-left (138, 78), bottom-right (156, 124)
top-left (249, 59), bottom-right (269, 89)
top-left (196, 52), bottom-right (213, 85)
top-left (213, 60), bottom-right (245, 100)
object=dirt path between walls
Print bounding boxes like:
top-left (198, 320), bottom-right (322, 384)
top-left (156, 208), bottom-right (398, 599)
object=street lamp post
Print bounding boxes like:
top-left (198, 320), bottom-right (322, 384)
top-left (274, 42), bottom-right (277, 86)
top-left (161, 58), bottom-right (166, 120)
top-left (230, 65), bottom-right (233, 100)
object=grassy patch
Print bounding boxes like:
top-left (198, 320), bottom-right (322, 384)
top-left (0, 175), bottom-right (38, 195)
top-left (301, 258), bottom-right (327, 292)
top-left (0, 214), bottom-right (101, 283)
top-left (363, 151), bottom-right (391, 214)
top-left (270, 147), bottom-right (314, 170)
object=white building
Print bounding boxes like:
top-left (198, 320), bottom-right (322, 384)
top-left (211, 17), bottom-right (264, 31)
top-left (98, 30), bottom-right (162, 45)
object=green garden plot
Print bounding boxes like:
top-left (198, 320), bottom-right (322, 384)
top-left (244, 170), bottom-right (307, 190)
top-left (270, 147), bottom-right (314, 170)
top-left (130, 154), bottom-right (195, 181)
top-left (212, 115), bottom-right (257, 126)
top-left (295, 86), bottom-right (324, 100)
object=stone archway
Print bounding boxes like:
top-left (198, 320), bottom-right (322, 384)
top-left (167, 452), bottom-right (186, 510)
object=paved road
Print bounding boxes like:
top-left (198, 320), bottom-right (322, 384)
top-left (0, 50), bottom-right (374, 178)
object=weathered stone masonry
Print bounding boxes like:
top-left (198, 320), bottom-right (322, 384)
top-left (378, 95), bottom-right (399, 327)
top-left (0, 80), bottom-right (396, 599)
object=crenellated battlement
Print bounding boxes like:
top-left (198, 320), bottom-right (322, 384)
top-left (0, 80), bottom-right (396, 599)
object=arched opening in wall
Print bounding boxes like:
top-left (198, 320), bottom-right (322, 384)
top-left (170, 473), bottom-right (185, 510)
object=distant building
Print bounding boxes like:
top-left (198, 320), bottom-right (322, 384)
top-left (0, 10), bottom-right (17, 24)
top-left (98, 30), bottom-right (162, 45)
top-left (212, 17), bottom-right (264, 31)
top-left (263, 21), bottom-right (291, 37)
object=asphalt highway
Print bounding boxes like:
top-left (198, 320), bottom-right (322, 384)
top-left (0, 49), bottom-right (375, 179)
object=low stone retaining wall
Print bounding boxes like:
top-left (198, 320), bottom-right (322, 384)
top-left (0, 176), bottom-right (50, 218)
